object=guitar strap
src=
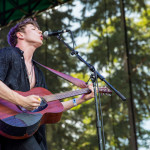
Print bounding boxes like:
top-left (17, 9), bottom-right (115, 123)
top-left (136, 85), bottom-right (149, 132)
top-left (33, 60), bottom-right (88, 88)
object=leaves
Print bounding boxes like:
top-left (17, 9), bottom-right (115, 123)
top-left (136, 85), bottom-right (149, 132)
top-left (0, 0), bottom-right (150, 149)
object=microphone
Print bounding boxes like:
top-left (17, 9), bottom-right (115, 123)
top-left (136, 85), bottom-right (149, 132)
top-left (43, 29), bottom-right (70, 38)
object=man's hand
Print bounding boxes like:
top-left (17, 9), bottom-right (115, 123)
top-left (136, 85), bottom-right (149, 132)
top-left (18, 95), bottom-right (41, 111)
top-left (62, 84), bottom-right (95, 112)
top-left (80, 84), bottom-right (95, 101)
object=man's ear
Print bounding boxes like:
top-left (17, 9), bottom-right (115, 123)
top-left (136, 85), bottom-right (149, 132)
top-left (16, 32), bottom-right (24, 39)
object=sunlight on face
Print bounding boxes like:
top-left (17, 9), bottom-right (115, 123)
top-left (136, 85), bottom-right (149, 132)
top-left (23, 24), bottom-right (43, 48)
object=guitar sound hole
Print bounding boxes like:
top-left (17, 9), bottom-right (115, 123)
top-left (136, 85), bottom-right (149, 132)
top-left (31, 98), bottom-right (48, 112)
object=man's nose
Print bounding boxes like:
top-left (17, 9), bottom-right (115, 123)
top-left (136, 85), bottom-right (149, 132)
top-left (39, 30), bottom-right (42, 34)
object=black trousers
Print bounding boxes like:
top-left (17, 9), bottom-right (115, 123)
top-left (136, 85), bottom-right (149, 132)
top-left (0, 125), bottom-right (47, 150)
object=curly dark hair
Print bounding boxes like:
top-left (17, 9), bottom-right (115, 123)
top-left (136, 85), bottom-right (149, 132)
top-left (7, 18), bottom-right (40, 47)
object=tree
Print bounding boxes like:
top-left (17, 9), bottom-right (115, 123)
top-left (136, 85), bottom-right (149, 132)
top-left (0, 0), bottom-right (149, 149)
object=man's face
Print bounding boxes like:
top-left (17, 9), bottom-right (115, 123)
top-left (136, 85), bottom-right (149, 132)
top-left (21, 24), bottom-right (43, 48)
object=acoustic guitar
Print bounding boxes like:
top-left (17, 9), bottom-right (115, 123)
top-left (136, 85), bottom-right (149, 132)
top-left (0, 86), bottom-right (112, 139)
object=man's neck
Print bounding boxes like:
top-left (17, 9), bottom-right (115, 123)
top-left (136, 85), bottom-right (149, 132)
top-left (16, 43), bottom-right (36, 63)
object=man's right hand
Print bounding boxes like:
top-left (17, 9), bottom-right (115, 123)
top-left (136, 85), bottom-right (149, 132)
top-left (19, 95), bottom-right (41, 111)
top-left (0, 81), bottom-right (41, 111)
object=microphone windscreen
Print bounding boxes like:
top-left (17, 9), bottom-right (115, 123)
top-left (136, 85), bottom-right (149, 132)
top-left (43, 31), bottom-right (49, 38)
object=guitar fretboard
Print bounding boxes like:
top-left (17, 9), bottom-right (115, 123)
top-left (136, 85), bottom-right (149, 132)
top-left (43, 88), bottom-right (90, 102)
top-left (43, 87), bottom-right (111, 102)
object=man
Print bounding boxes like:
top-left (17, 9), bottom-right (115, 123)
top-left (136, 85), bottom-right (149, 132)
top-left (0, 18), bottom-right (94, 150)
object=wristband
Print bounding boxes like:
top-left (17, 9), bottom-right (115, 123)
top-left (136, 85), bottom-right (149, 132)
top-left (73, 98), bottom-right (77, 106)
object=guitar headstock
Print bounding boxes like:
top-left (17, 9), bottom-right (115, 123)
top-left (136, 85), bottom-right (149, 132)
top-left (98, 86), bottom-right (112, 96)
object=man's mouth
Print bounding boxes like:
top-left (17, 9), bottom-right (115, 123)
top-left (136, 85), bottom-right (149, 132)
top-left (40, 36), bottom-right (43, 40)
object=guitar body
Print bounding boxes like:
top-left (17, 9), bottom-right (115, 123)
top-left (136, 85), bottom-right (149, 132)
top-left (0, 87), bottom-right (64, 139)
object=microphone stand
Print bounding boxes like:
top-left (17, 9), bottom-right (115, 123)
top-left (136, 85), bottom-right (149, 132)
top-left (56, 35), bottom-right (126, 150)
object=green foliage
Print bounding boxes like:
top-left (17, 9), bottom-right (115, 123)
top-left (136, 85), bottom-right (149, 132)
top-left (0, 0), bottom-right (150, 149)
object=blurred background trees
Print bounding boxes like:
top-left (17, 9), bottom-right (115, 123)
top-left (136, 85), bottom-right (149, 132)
top-left (0, 0), bottom-right (150, 149)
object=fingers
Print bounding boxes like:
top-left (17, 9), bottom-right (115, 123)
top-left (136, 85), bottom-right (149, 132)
top-left (88, 84), bottom-right (94, 93)
top-left (31, 95), bottom-right (41, 103)
top-left (81, 84), bottom-right (95, 101)
top-left (23, 95), bottom-right (42, 111)
top-left (30, 95), bottom-right (41, 106)
top-left (88, 84), bottom-right (98, 93)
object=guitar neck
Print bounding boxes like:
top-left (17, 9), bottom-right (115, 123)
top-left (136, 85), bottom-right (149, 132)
top-left (43, 87), bottom-right (112, 102)
top-left (43, 88), bottom-right (90, 102)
